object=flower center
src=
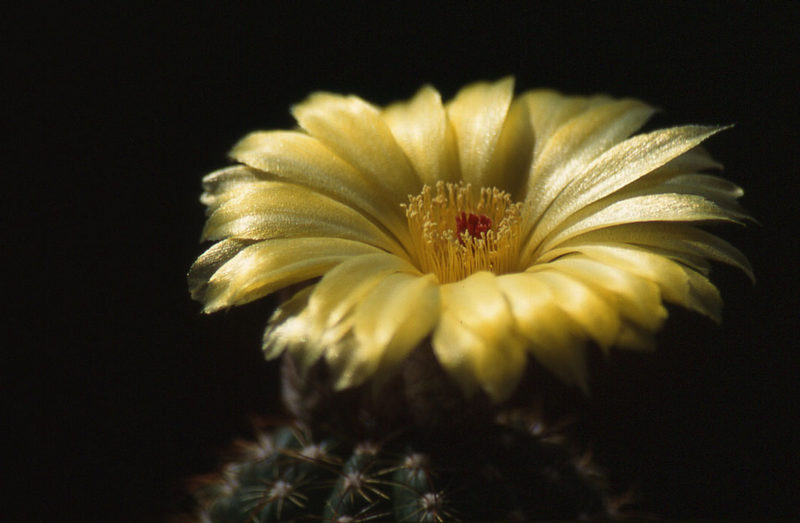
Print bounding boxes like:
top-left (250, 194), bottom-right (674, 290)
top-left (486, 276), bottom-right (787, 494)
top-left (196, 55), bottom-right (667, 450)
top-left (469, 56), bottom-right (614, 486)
top-left (404, 182), bottom-right (522, 283)
top-left (455, 212), bottom-right (492, 244)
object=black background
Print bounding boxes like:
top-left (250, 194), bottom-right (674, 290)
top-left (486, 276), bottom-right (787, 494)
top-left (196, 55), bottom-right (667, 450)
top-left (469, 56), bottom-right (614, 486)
top-left (10, 2), bottom-right (799, 520)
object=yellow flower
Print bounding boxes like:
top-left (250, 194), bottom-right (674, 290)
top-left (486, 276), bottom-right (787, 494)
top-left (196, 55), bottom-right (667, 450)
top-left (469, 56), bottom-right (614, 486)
top-left (189, 78), bottom-right (751, 402)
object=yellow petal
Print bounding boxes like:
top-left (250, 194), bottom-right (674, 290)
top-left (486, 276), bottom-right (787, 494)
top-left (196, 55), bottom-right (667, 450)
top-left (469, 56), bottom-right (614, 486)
top-left (327, 273), bottom-right (439, 389)
top-left (201, 180), bottom-right (407, 258)
top-left (561, 243), bottom-right (723, 321)
top-left (203, 238), bottom-right (382, 312)
top-left (188, 238), bottom-right (256, 300)
top-left (543, 223), bottom-right (753, 282)
top-left (445, 77), bottom-right (515, 188)
top-left (496, 273), bottom-right (589, 390)
top-left (291, 93), bottom-right (421, 202)
top-left (601, 166), bottom-right (750, 222)
top-left (304, 253), bottom-right (421, 346)
top-left (433, 272), bottom-right (527, 402)
top-left (537, 193), bottom-right (744, 257)
top-left (200, 165), bottom-right (264, 212)
top-left (524, 269), bottom-right (620, 351)
top-left (526, 126), bottom-right (725, 257)
top-left (652, 173), bottom-right (749, 217)
top-left (682, 266), bottom-right (723, 322)
top-left (360, 273), bottom-right (440, 382)
top-left (524, 99), bottom-right (655, 227)
top-left (614, 321), bottom-right (657, 351)
top-left (519, 90), bottom-right (599, 163)
top-left (230, 130), bottom-right (412, 250)
top-left (556, 126), bottom-right (726, 216)
top-left (382, 85), bottom-right (460, 186)
top-left (262, 285), bottom-right (315, 361)
top-left (652, 147), bottom-right (723, 174)
top-left (484, 95), bottom-right (535, 200)
top-left (546, 255), bottom-right (667, 331)
top-left (628, 150), bottom-right (724, 191)
top-left (661, 172), bottom-right (743, 197)
top-left (431, 313), bottom-right (482, 397)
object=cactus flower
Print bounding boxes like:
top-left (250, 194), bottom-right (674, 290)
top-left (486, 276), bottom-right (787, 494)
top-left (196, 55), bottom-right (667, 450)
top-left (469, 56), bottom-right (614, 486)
top-left (189, 78), bottom-right (750, 402)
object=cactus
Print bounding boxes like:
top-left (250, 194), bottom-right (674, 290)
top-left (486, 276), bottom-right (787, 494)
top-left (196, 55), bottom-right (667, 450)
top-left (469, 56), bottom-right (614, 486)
top-left (187, 401), bottom-right (630, 521)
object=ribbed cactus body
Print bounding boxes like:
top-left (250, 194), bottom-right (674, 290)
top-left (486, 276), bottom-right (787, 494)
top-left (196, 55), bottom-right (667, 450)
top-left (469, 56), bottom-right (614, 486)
top-left (190, 409), bottom-right (622, 522)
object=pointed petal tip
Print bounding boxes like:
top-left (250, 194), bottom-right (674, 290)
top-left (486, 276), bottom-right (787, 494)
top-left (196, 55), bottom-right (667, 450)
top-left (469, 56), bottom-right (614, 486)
top-left (261, 338), bottom-right (285, 361)
top-left (202, 303), bottom-right (223, 314)
top-left (498, 74), bottom-right (515, 89)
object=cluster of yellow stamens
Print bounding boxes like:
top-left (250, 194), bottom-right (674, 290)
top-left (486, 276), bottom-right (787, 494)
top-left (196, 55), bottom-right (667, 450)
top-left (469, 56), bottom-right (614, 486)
top-left (404, 182), bottom-right (522, 283)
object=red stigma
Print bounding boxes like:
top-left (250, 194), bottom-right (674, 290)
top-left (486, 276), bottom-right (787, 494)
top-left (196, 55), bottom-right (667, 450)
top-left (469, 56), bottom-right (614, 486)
top-left (456, 212), bottom-right (492, 244)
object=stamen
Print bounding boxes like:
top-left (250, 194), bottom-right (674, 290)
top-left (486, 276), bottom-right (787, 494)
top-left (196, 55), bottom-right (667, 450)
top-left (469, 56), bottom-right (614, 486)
top-left (404, 182), bottom-right (522, 283)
